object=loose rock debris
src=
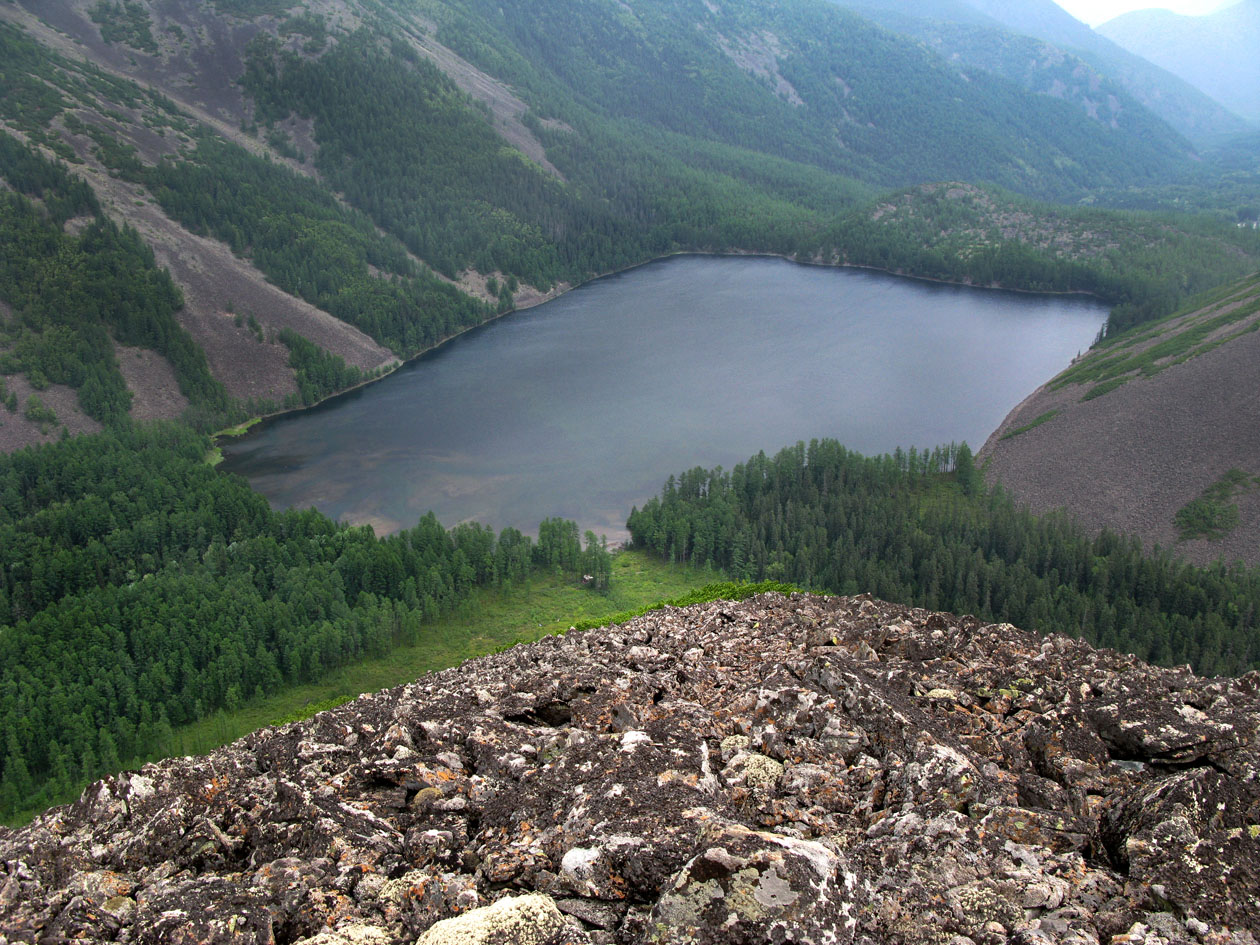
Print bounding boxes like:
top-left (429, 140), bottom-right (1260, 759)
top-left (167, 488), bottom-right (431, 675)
top-left (1, 592), bottom-right (1257, 944)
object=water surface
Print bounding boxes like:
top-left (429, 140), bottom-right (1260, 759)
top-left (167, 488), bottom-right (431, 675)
top-left (221, 256), bottom-right (1105, 538)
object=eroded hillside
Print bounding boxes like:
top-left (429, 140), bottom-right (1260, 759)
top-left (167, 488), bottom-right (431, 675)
top-left (981, 273), bottom-right (1260, 566)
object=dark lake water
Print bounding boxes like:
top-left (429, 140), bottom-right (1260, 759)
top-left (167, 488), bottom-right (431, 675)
top-left (220, 256), bottom-right (1105, 539)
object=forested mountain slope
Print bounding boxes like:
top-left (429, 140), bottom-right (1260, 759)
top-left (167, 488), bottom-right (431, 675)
top-left (981, 272), bottom-right (1260, 567)
top-left (1098, 0), bottom-right (1260, 123)
top-left (0, 0), bottom-right (1254, 454)
top-left (834, 0), bottom-right (1249, 144)
top-left (414, 0), bottom-right (1199, 197)
top-left (0, 13), bottom-right (401, 446)
top-left (0, 0), bottom-right (1256, 458)
top-left (823, 181), bottom-right (1260, 335)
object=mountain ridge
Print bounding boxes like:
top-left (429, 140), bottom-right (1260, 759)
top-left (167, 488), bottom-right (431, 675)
top-left (1097, 0), bottom-right (1260, 122)
top-left (832, 0), bottom-right (1249, 143)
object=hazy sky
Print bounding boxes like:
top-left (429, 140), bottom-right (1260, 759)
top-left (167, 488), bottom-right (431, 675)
top-left (1054, 0), bottom-right (1236, 26)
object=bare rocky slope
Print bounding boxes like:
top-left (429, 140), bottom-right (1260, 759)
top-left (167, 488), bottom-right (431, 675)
top-left (981, 273), bottom-right (1260, 568)
top-left (2, 592), bottom-right (1258, 944)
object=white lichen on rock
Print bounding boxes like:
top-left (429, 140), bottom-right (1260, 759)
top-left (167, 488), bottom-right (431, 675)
top-left (295, 923), bottom-right (394, 945)
top-left (415, 894), bottom-right (568, 945)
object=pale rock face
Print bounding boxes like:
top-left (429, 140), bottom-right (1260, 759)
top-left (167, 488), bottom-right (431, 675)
top-left (294, 923), bottom-right (394, 945)
top-left (415, 894), bottom-right (569, 945)
top-left (2, 593), bottom-right (1259, 944)
top-left (648, 824), bottom-right (857, 945)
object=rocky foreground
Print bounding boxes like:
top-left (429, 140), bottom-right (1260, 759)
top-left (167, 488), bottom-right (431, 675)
top-left (2, 593), bottom-right (1258, 944)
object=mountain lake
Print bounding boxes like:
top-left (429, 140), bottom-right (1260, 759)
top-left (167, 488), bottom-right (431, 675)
top-left (219, 255), bottom-right (1106, 540)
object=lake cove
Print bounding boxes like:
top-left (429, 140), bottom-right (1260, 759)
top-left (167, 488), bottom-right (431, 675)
top-left (219, 255), bottom-right (1106, 540)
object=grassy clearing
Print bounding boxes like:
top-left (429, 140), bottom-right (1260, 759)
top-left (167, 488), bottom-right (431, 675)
top-left (1174, 468), bottom-right (1260, 541)
top-left (206, 417), bottom-right (262, 464)
top-left (163, 550), bottom-right (725, 757)
top-left (214, 417), bottom-right (261, 438)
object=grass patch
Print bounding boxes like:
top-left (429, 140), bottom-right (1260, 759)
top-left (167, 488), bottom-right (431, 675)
top-left (207, 418), bottom-right (261, 462)
top-left (1174, 468), bottom-right (1260, 541)
top-left (565, 579), bottom-right (798, 635)
top-left (1081, 377), bottom-right (1129, 401)
top-left (1089, 274), bottom-right (1259, 352)
top-left (215, 416), bottom-right (261, 438)
top-left (1175, 497), bottom-right (1239, 542)
top-left (1056, 289), bottom-right (1260, 394)
top-left (154, 550), bottom-right (727, 757)
top-left (1001, 410), bottom-right (1059, 440)
top-left (269, 694), bottom-right (353, 726)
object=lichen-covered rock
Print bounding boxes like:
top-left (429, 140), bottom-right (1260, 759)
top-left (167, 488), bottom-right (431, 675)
top-left (2, 593), bottom-right (1258, 944)
top-left (647, 823), bottom-right (858, 944)
top-left (294, 924), bottom-right (394, 945)
top-left (415, 894), bottom-right (571, 945)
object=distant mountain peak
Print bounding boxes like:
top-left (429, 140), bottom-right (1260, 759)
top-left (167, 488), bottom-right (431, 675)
top-left (1097, 0), bottom-right (1260, 120)
top-left (829, 0), bottom-right (1248, 142)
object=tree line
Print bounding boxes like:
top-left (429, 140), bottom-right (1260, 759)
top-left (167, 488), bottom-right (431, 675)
top-left (0, 423), bottom-right (606, 821)
top-left (627, 439), bottom-right (1260, 678)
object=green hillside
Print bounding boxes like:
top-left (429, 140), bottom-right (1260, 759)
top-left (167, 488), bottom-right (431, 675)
top-left (417, 0), bottom-right (1196, 199)
top-left (823, 182), bottom-right (1260, 334)
top-left (4, 0), bottom-right (1255, 442)
top-left (3, 0), bottom-right (1260, 826)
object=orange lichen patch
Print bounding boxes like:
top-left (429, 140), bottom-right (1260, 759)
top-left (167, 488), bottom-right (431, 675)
top-left (657, 770), bottom-right (700, 788)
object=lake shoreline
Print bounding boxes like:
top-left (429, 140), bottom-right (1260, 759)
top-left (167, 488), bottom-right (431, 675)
top-left (215, 249), bottom-right (1106, 447)
top-left (218, 257), bottom-right (1105, 540)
